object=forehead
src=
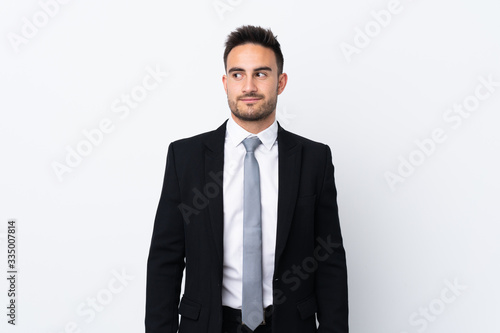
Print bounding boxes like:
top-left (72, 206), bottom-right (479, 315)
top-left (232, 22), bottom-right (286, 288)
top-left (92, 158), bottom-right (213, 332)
top-left (227, 43), bottom-right (277, 70)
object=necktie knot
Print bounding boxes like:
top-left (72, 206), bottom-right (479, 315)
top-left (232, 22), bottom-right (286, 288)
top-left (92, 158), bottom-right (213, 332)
top-left (243, 137), bottom-right (262, 153)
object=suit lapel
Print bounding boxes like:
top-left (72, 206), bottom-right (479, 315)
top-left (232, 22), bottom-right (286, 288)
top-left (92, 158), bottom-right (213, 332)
top-left (203, 121), bottom-right (303, 279)
top-left (204, 121), bottom-right (227, 271)
top-left (275, 124), bottom-right (302, 273)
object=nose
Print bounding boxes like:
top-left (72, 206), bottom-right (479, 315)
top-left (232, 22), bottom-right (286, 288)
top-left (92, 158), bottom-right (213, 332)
top-left (242, 76), bottom-right (257, 93)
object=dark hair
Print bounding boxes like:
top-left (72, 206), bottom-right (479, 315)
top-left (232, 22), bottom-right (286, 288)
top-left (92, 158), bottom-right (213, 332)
top-left (224, 25), bottom-right (284, 75)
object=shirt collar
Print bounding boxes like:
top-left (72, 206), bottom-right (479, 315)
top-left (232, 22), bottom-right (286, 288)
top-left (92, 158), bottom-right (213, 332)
top-left (226, 116), bottom-right (278, 151)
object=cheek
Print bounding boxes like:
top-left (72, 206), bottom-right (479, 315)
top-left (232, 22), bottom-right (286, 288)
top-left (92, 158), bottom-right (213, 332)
top-left (261, 79), bottom-right (278, 91)
top-left (227, 83), bottom-right (242, 97)
top-left (263, 84), bottom-right (278, 96)
top-left (226, 88), bottom-right (238, 101)
top-left (225, 82), bottom-right (234, 93)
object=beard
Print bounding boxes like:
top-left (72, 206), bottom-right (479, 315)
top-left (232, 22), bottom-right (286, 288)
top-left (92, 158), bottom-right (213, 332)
top-left (228, 92), bottom-right (278, 122)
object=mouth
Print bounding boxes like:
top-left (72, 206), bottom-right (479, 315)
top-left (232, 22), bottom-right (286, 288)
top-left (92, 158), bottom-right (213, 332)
top-left (239, 97), bottom-right (262, 103)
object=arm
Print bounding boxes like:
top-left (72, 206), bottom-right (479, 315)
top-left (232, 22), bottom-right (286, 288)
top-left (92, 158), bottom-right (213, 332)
top-left (315, 145), bottom-right (349, 332)
top-left (146, 143), bottom-right (186, 333)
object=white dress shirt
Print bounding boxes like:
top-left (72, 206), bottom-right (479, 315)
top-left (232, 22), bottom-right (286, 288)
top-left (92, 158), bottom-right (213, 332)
top-left (221, 116), bottom-right (279, 309)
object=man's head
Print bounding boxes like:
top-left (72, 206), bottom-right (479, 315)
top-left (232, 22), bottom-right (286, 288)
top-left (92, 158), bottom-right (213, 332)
top-left (224, 25), bottom-right (284, 75)
top-left (222, 25), bottom-right (288, 133)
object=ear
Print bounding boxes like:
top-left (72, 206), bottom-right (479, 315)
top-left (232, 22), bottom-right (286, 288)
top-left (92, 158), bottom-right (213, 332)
top-left (222, 74), bottom-right (228, 94)
top-left (277, 73), bottom-right (288, 95)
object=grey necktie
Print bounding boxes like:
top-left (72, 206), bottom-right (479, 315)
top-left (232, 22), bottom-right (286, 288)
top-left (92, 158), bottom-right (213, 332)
top-left (242, 137), bottom-right (264, 331)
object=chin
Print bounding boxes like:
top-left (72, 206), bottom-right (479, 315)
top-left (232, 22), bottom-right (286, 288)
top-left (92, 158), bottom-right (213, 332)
top-left (240, 111), bottom-right (273, 122)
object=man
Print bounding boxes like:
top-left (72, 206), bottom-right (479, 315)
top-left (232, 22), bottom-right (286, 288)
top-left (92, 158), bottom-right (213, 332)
top-left (146, 25), bottom-right (348, 333)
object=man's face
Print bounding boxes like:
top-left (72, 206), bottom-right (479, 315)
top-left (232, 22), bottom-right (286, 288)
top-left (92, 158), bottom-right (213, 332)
top-left (223, 43), bottom-right (287, 123)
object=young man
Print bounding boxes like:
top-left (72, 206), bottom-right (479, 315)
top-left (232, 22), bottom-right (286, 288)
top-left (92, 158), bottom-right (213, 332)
top-left (146, 25), bottom-right (348, 333)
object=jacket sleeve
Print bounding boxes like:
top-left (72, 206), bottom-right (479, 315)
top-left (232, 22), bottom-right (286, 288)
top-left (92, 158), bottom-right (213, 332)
top-left (315, 144), bottom-right (349, 332)
top-left (146, 143), bottom-right (186, 333)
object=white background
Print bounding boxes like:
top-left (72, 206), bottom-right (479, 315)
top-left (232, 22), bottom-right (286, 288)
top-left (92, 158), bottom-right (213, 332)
top-left (1, 0), bottom-right (499, 332)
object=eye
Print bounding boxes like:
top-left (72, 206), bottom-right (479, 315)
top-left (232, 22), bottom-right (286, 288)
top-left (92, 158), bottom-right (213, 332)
top-left (232, 73), bottom-right (243, 80)
top-left (256, 72), bottom-right (267, 78)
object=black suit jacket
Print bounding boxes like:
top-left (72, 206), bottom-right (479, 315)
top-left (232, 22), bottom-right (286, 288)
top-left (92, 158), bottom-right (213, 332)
top-left (146, 121), bottom-right (348, 332)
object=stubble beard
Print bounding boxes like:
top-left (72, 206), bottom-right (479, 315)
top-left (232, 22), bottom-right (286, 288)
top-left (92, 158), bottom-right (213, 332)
top-left (228, 92), bottom-right (278, 122)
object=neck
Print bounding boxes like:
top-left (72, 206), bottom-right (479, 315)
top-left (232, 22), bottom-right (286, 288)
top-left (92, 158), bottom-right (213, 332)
top-left (231, 112), bottom-right (276, 134)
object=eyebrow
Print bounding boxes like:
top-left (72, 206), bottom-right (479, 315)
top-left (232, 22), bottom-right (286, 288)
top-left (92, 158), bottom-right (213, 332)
top-left (228, 66), bottom-right (273, 73)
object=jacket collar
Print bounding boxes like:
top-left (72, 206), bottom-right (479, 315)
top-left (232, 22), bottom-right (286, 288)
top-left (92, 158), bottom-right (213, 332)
top-left (204, 119), bottom-right (303, 278)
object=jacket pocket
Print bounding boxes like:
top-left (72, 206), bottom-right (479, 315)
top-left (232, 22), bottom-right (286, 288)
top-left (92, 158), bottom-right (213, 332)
top-left (178, 295), bottom-right (201, 320)
top-left (296, 295), bottom-right (317, 320)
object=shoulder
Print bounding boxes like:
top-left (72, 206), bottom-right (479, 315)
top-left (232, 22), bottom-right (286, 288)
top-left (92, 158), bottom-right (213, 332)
top-left (171, 121), bottom-right (226, 148)
top-left (168, 121), bottom-right (227, 159)
top-left (278, 125), bottom-right (331, 155)
top-left (171, 129), bottom-right (215, 148)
